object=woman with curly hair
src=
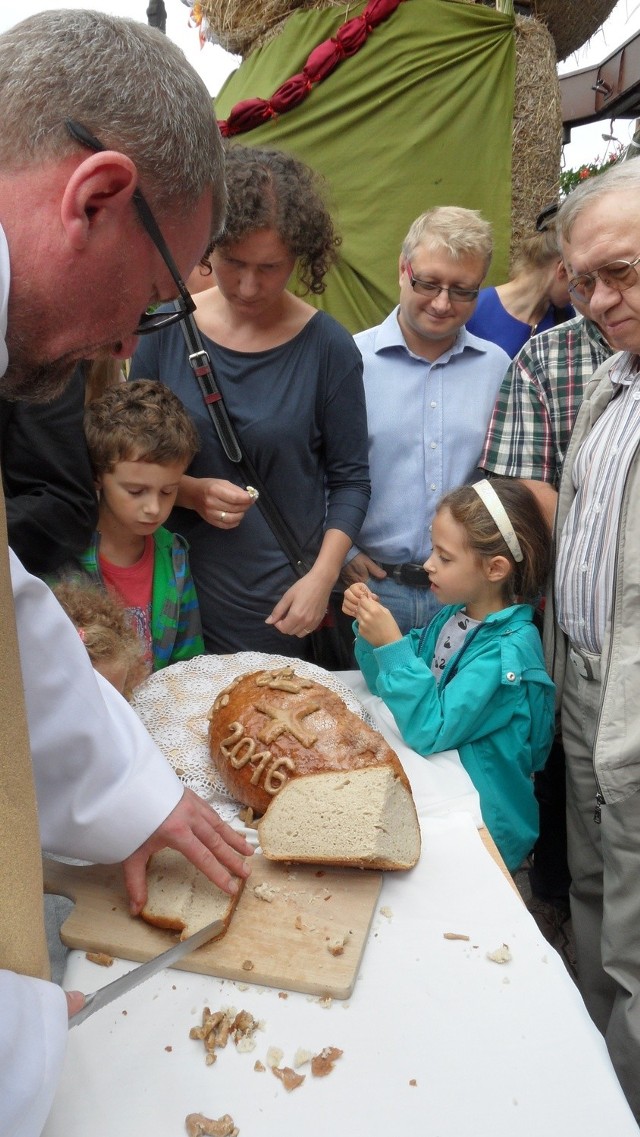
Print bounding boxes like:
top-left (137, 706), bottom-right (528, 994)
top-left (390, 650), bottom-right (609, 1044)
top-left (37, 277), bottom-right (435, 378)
top-left (130, 145), bottom-right (370, 659)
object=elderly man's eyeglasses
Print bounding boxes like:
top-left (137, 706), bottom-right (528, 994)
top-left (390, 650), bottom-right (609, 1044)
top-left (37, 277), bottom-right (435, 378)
top-left (568, 256), bottom-right (640, 304)
top-left (406, 263), bottom-right (480, 304)
top-left (64, 119), bottom-right (196, 335)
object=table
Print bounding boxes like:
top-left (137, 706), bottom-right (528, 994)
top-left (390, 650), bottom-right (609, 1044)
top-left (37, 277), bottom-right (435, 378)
top-left (43, 663), bottom-right (638, 1137)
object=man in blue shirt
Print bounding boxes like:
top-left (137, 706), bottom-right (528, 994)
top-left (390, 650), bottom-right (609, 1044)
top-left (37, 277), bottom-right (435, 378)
top-left (343, 207), bottom-right (510, 632)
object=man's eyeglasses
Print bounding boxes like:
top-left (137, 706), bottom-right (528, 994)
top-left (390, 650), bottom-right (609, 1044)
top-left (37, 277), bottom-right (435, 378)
top-left (65, 119), bottom-right (196, 335)
top-left (406, 263), bottom-right (480, 305)
top-left (567, 255), bottom-right (640, 304)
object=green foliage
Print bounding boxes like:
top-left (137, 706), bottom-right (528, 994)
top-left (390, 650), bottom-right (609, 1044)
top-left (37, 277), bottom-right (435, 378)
top-left (559, 144), bottom-right (625, 198)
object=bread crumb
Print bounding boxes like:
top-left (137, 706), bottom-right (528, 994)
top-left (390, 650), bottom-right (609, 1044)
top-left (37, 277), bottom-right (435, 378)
top-left (293, 1048), bottom-right (314, 1068)
top-left (254, 1060), bottom-right (265, 1072)
top-left (317, 996), bottom-right (333, 1009)
top-left (486, 944), bottom-right (512, 964)
top-left (253, 882), bottom-right (279, 903)
top-left (311, 1046), bottom-right (343, 1077)
top-left (409, 1079), bottom-right (417, 1087)
top-left (190, 1007), bottom-right (260, 1064)
top-left (294, 915), bottom-right (304, 930)
top-left (278, 991), bottom-right (288, 999)
top-left (85, 951), bottom-right (114, 966)
top-left (266, 1046), bottom-right (284, 1068)
top-left (379, 906), bottom-right (393, 919)
top-left (443, 932), bottom-right (470, 942)
top-left (326, 932), bottom-right (349, 956)
top-left (242, 960), bottom-right (254, 971)
top-left (165, 1045), bottom-right (173, 1053)
top-left (272, 1066), bottom-right (305, 1092)
top-left (184, 1112), bottom-right (238, 1137)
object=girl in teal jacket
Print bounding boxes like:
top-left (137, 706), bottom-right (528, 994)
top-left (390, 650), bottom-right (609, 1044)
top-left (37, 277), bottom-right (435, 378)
top-left (344, 478), bottom-right (555, 871)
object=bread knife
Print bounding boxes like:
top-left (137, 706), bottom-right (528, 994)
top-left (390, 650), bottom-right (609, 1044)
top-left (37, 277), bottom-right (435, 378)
top-left (68, 917), bottom-right (225, 1028)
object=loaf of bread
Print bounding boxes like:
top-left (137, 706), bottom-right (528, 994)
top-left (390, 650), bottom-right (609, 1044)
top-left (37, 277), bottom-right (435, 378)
top-left (257, 766), bottom-right (421, 870)
top-left (208, 666), bottom-right (421, 870)
top-left (140, 848), bottom-right (244, 941)
top-left (208, 666), bottom-right (412, 814)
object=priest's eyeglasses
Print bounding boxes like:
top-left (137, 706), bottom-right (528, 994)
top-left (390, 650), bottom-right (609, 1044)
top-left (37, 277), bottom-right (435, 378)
top-left (65, 119), bottom-right (196, 335)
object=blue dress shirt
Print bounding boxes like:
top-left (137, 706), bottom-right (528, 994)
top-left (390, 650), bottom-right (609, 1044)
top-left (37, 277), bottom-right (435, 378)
top-left (351, 306), bottom-right (510, 564)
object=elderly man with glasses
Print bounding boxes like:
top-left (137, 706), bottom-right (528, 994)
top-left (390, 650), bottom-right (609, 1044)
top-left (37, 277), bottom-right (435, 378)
top-left (543, 159), bottom-right (640, 1122)
top-left (0, 13), bottom-right (253, 1137)
top-left (342, 206), bottom-right (510, 631)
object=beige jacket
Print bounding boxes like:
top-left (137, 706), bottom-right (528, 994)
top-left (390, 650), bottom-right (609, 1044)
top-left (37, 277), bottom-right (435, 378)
top-left (544, 351), bottom-right (640, 804)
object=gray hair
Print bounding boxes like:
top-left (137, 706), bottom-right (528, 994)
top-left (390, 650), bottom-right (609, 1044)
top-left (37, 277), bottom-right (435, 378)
top-left (0, 9), bottom-right (225, 221)
top-left (558, 160), bottom-right (640, 242)
top-left (402, 206), bottom-right (493, 270)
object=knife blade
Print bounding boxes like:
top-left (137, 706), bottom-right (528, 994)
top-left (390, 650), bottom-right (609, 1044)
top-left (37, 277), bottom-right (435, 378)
top-left (69, 917), bottom-right (225, 1028)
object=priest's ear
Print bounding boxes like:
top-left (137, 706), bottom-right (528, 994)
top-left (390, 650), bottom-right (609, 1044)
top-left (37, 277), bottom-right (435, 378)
top-left (60, 151), bottom-right (138, 251)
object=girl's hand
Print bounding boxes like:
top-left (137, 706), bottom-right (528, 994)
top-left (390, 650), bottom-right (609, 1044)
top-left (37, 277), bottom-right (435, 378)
top-left (356, 595), bottom-right (402, 648)
top-left (343, 581), bottom-right (377, 618)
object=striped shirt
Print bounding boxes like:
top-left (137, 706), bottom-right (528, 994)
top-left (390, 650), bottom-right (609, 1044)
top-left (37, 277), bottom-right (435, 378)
top-left (480, 316), bottom-right (611, 486)
top-left (556, 355), bottom-right (640, 654)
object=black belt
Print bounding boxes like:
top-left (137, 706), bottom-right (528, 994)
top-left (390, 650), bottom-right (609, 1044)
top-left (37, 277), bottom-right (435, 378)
top-left (378, 562), bottom-right (431, 588)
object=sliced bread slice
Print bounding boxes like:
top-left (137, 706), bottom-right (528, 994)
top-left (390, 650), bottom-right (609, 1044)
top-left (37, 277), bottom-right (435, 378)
top-left (257, 766), bottom-right (421, 870)
top-left (141, 848), bottom-right (245, 941)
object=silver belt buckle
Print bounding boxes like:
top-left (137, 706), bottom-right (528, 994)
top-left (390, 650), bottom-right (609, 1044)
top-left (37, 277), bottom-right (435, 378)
top-left (569, 648), bottom-right (589, 679)
top-left (569, 646), bottom-right (599, 681)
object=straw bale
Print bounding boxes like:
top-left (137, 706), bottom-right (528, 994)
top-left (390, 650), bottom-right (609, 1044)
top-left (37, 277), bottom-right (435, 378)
top-left (199, 0), bottom-right (347, 57)
top-left (200, 0), bottom-right (618, 61)
top-left (531, 0), bottom-right (617, 63)
top-left (510, 14), bottom-right (562, 261)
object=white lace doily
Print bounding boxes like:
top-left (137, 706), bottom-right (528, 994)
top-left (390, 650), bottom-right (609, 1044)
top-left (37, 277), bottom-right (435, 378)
top-left (130, 653), bottom-right (374, 823)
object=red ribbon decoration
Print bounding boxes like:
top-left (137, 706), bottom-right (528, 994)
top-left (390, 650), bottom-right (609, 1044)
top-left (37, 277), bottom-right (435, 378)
top-left (218, 0), bottom-right (406, 138)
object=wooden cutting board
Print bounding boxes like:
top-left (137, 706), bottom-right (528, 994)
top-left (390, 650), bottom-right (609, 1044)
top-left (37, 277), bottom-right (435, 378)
top-left (43, 855), bottom-right (382, 1000)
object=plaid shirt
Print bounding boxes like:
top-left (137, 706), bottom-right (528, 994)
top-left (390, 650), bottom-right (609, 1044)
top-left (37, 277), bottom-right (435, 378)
top-left (480, 315), bottom-right (611, 487)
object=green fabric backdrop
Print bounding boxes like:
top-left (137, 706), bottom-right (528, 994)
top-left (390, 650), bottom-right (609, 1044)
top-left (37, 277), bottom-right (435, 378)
top-left (215, 0), bottom-right (515, 333)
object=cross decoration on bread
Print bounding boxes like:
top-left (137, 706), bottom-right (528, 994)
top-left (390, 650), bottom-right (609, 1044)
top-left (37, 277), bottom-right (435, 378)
top-left (253, 699), bottom-right (321, 749)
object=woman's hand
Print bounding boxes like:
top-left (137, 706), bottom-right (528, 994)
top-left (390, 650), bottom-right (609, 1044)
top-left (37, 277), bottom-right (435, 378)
top-left (356, 594), bottom-right (403, 649)
top-left (178, 476), bottom-right (256, 529)
top-left (343, 581), bottom-right (378, 618)
top-left (265, 573), bottom-right (332, 638)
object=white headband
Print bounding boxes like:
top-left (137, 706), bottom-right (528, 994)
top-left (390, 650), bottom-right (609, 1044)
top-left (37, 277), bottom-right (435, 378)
top-left (472, 480), bottom-right (524, 564)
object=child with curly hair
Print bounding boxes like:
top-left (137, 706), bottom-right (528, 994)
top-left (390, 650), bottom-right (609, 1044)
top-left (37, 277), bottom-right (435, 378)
top-left (52, 580), bottom-right (147, 700)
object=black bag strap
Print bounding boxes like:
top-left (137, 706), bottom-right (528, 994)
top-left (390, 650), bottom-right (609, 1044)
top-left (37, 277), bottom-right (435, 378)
top-left (177, 303), bottom-right (242, 464)
top-left (177, 308), bottom-right (311, 578)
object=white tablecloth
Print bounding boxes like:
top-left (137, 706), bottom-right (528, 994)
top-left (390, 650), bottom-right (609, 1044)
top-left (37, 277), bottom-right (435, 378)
top-left (43, 664), bottom-right (638, 1136)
